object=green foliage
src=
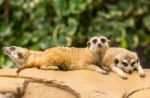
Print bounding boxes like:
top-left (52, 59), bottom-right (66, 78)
top-left (0, 0), bottom-right (150, 68)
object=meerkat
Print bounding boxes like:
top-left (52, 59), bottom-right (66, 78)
top-left (3, 36), bottom-right (111, 74)
top-left (101, 47), bottom-right (145, 79)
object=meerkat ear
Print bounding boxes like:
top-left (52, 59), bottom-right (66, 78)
top-left (108, 40), bottom-right (111, 46)
top-left (114, 58), bottom-right (119, 64)
top-left (87, 41), bottom-right (91, 47)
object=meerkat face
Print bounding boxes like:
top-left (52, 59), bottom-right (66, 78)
top-left (2, 46), bottom-right (29, 66)
top-left (114, 52), bottom-right (139, 74)
top-left (87, 36), bottom-right (110, 52)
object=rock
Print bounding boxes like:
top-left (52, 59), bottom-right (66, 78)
top-left (0, 68), bottom-right (149, 98)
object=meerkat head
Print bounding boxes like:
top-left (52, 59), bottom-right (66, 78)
top-left (87, 36), bottom-right (111, 53)
top-left (2, 46), bottom-right (29, 66)
top-left (114, 51), bottom-right (139, 74)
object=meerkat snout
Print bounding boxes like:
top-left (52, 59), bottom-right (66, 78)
top-left (3, 46), bottom-right (29, 66)
top-left (3, 47), bottom-right (11, 55)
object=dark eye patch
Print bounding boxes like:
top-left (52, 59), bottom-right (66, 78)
top-left (131, 62), bottom-right (135, 66)
top-left (122, 62), bottom-right (128, 67)
top-left (10, 46), bottom-right (16, 51)
top-left (101, 38), bottom-right (106, 44)
top-left (114, 59), bottom-right (119, 64)
top-left (92, 39), bottom-right (97, 44)
top-left (17, 52), bottom-right (23, 58)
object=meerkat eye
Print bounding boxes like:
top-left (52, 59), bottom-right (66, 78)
top-left (17, 52), bottom-right (23, 58)
top-left (114, 59), bottom-right (119, 64)
top-left (122, 62), bottom-right (128, 67)
top-left (131, 62), bottom-right (135, 66)
top-left (10, 46), bottom-right (16, 51)
top-left (101, 38), bottom-right (106, 44)
top-left (92, 39), bottom-right (97, 44)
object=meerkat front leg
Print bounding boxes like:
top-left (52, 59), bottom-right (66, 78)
top-left (101, 66), bottom-right (110, 71)
top-left (87, 64), bottom-right (108, 74)
top-left (136, 64), bottom-right (145, 77)
top-left (111, 66), bottom-right (127, 79)
top-left (17, 64), bottom-right (33, 73)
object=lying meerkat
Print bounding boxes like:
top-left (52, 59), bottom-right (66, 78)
top-left (101, 47), bottom-right (145, 79)
top-left (3, 36), bottom-right (110, 74)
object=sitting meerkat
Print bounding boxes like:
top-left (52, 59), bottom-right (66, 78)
top-left (3, 36), bottom-right (110, 74)
top-left (101, 47), bottom-right (145, 79)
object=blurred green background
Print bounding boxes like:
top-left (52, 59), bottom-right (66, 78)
top-left (0, 0), bottom-right (150, 68)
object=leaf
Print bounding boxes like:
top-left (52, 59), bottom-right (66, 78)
top-left (0, 22), bottom-right (12, 37)
top-left (39, 36), bottom-right (52, 49)
top-left (66, 17), bottom-right (78, 36)
top-left (53, 0), bottom-right (68, 16)
top-left (120, 38), bottom-right (128, 48)
top-left (144, 15), bottom-right (150, 31)
top-left (11, 0), bottom-right (24, 6)
top-left (15, 32), bottom-right (32, 46)
top-left (0, 0), bottom-right (3, 5)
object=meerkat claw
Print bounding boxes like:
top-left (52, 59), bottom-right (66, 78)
top-left (16, 69), bottom-right (21, 73)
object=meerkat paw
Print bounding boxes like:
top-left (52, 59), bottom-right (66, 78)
top-left (100, 70), bottom-right (109, 74)
top-left (95, 68), bottom-right (109, 75)
top-left (139, 71), bottom-right (145, 77)
top-left (47, 66), bottom-right (59, 70)
top-left (121, 74), bottom-right (127, 80)
top-left (136, 65), bottom-right (145, 77)
top-left (41, 65), bottom-right (59, 70)
top-left (16, 68), bottom-right (21, 73)
top-left (87, 65), bottom-right (109, 75)
top-left (101, 66), bottom-right (110, 71)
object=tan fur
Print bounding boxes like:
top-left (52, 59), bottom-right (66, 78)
top-left (3, 36), bottom-right (110, 74)
top-left (101, 47), bottom-right (145, 79)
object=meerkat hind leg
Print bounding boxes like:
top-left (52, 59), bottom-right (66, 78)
top-left (111, 66), bottom-right (127, 80)
top-left (87, 64), bottom-right (108, 74)
top-left (40, 65), bottom-right (59, 70)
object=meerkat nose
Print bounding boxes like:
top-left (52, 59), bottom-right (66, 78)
top-left (128, 69), bottom-right (133, 74)
top-left (128, 71), bottom-right (132, 74)
top-left (98, 43), bottom-right (101, 47)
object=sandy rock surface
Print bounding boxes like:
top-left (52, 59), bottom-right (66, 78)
top-left (0, 68), bottom-right (149, 98)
